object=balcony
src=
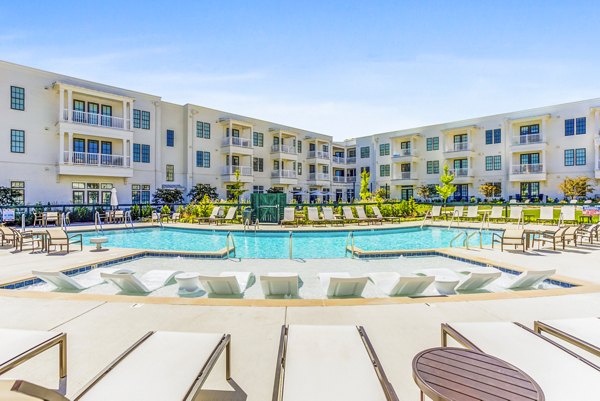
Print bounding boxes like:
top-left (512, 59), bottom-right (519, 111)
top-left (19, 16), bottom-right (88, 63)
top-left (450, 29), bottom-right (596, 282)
top-left (308, 173), bottom-right (330, 184)
top-left (510, 133), bottom-right (546, 151)
top-left (222, 137), bottom-right (253, 155)
top-left (307, 151), bottom-right (330, 160)
top-left (346, 156), bottom-right (356, 164)
top-left (332, 176), bottom-right (356, 184)
top-left (392, 148), bottom-right (418, 162)
top-left (221, 165), bottom-right (253, 182)
top-left (59, 109), bottom-right (133, 142)
top-left (271, 169), bottom-right (298, 184)
top-left (65, 109), bottom-right (128, 130)
top-left (509, 163), bottom-right (546, 182)
top-left (444, 142), bottom-right (474, 157)
top-left (449, 168), bottom-right (474, 183)
top-left (391, 172), bottom-right (418, 185)
top-left (271, 144), bottom-right (297, 161)
top-left (58, 151), bottom-right (132, 177)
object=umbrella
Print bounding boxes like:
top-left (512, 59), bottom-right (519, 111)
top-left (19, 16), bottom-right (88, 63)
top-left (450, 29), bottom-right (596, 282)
top-left (322, 192), bottom-right (334, 196)
top-left (292, 190), bottom-right (308, 195)
top-left (310, 190), bottom-right (324, 196)
top-left (110, 188), bottom-right (119, 209)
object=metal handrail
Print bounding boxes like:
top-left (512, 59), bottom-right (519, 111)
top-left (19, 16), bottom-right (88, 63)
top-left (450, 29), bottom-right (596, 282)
top-left (94, 211), bottom-right (103, 234)
top-left (226, 231), bottom-right (237, 258)
top-left (480, 211), bottom-right (489, 231)
top-left (466, 231), bottom-right (482, 249)
top-left (289, 231), bottom-right (293, 259)
top-left (449, 231), bottom-right (467, 248)
top-left (447, 210), bottom-right (459, 229)
top-left (345, 231), bottom-right (355, 258)
top-left (125, 211), bottom-right (134, 231)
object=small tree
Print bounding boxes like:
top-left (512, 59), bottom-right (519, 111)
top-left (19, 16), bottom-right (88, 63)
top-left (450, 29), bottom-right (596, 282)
top-left (152, 188), bottom-right (184, 204)
top-left (479, 183), bottom-right (500, 199)
top-left (435, 165), bottom-right (457, 204)
top-left (188, 183), bottom-right (218, 203)
top-left (0, 186), bottom-right (18, 206)
top-left (359, 170), bottom-right (371, 200)
top-left (416, 184), bottom-right (436, 201)
top-left (559, 176), bottom-right (594, 199)
top-left (228, 170), bottom-right (247, 202)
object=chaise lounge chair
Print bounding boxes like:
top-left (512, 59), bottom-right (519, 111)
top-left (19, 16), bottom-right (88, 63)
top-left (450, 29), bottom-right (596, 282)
top-left (560, 205), bottom-right (577, 224)
top-left (307, 207), bottom-right (327, 226)
top-left (342, 206), bottom-right (360, 224)
top-left (534, 317), bottom-right (600, 362)
top-left (371, 205), bottom-right (400, 223)
top-left (259, 273), bottom-right (299, 297)
top-left (506, 206), bottom-right (523, 224)
top-left (441, 321), bottom-right (599, 400)
top-left (504, 269), bottom-right (556, 289)
top-left (423, 205), bottom-right (442, 222)
top-left (463, 205), bottom-right (480, 221)
top-left (488, 206), bottom-right (504, 222)
top-left (3, 330), bottom-right (234, 401)
top-left (318, 272), bottom-right (368, 297)
top-left (537, 206), bottom-right (555, 224)
top-left (419, 268), bottom-right (501, 292)
top-left (33, 267), bottom-right (134, 291)
top-left (322, 206), bottom-right (344, 226)
top-left (367, 272), bottom-right (434, 296)
top-left (101, 270), bottom-right (181, 293)
top-left (492, 229), bottom-right (525, 252)
top-left (198, 272), bottom-right (254, 296)
top-left (272, 325), bottom-right (399, 401)
top-left (356, 206), bottom-right (381, 225)
top-left (281, 207), bottom-right (298, 227)
top-left (451, 206), bottom-right (464, 220)
top-left (214, 206), bottom-right (238, 225)
top-left (195, 206), bottom-right (222, 225)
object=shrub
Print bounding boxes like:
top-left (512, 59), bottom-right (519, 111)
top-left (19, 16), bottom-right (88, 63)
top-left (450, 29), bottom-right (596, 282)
top-left (142, 204), bottom-right (154, 218)
top-left (161, 205), bottom-right (171, 215)
top-left (130, 204), bottom-right (141, 220)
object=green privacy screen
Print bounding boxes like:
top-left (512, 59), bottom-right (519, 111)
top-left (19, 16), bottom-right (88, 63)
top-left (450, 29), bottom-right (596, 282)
top-left (250, 193), bottom-right (287, 223)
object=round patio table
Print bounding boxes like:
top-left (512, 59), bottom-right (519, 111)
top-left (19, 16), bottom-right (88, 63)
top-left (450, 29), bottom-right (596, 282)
top-left (413, 347), bottom-right (544, 401)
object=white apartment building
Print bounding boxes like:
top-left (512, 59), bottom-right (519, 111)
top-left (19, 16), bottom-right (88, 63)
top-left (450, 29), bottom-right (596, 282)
top-left (1, 60), bottom-right (599, 205)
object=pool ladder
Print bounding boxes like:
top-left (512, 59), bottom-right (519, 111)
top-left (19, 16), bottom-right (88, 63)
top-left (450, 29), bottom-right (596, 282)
top-left (345, 231), bottom-right (356, 259)
top-left (94, 211), bottom-right (104, 234)
top-left (449, 230), bottom-right (483, 250)
top-left (226, 231), bottom-right (237, 259)
top-left (243, 218), bottom-right (259, 233)
top-left (125, 211), bottom-right (134, 232)
top-left (289, 231), bottom-right (293, 259)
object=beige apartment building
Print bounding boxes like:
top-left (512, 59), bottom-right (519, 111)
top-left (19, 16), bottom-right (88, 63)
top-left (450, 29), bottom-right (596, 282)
top-left (1, 60), bottom-right (599, 205)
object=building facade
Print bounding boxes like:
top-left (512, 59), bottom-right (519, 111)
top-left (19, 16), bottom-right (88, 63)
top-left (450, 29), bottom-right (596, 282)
top-left (1, 60), bottom-right (599, 205)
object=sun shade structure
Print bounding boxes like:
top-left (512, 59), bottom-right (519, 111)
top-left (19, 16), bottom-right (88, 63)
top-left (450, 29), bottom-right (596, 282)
top-left (272, 325), bottom-right (399, 401)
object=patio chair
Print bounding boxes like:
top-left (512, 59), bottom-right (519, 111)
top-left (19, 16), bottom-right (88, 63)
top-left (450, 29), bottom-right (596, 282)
top-left (214, 206), bottom-right (238, 225)
top-left (33, 267), bottom-right (134, 291)
top-left (506, 206), bottom-right (523, 224)
top-left (356, 206), bottom-right (382, 225)
top-left (489, 206), bottom-right (504, 222)
top-left (533, 226), bottom-right (568, 250)
top-left (112, 210), bottom-right (125, 223)
top-left (169, 212), bottom-right (180, 222)
top-left (563, 225), bottom-right (581, 247)
top-left (272, 325), bottom-right (398, 401)
top-left (367, 272), bottom-right (434, 296)
top-left (462, 205), bottom-right (480, 221)
top-left (13, 227), bottom-right (41, 252)
top-left (151, 212), bottom-right (161, 224)
top-left (0, 225), bottom-right (16, 246)
top-left (534, 318), bottom-right (600, 361)
top-left (3, 330), bottom-right (234, 401)
top-left (537, 206), bottom-right (555, 224)
top-left (322, 206), bottom-right (344, 226)
top-left (492, 229), bottom-right (525, 252)
top-left (318, 272), bottom-right (368, 297)
top-left (195, 206), bottom-right (221, 225)
top-left (46, 229), bottom-right (82, 254)
top-left (307, 207), bottom-right (327, 226)
top-left (422, 205), bottom-right (442, 222)
top-left (101, 270), bottom-right (181, 293)
top-left (342, 206), bottom-right (360, 224)
top-left (441, 321), bottom-right (598, 400)
top-left (44, 212), bottom-right (60, 227)
top-left (504, 269), bottom-right (556, 289)
top-left (198, 272), bottom-right (254, 296)
top-left (371, 205), bottom-right (400, 223)
top-left (451, 206), bottom-right (464, 220)
top-left (281, 207), bottom-right (298, 227)
top-left (560, 205), bottom-right (577, 224)
top-left (33, 212), bottom-right (44, 227)
top-left (259, 273), bottom-right (299, 297)
top-left (577, 223), bottom-right (600, 244)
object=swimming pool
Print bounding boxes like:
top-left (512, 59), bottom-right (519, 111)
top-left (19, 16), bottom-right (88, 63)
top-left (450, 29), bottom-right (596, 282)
top-left (80, 227), bottom-right (497, 258)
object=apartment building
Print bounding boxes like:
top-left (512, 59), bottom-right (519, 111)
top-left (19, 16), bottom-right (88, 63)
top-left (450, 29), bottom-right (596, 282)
top-left (1, 60), bottom-right (599, 205)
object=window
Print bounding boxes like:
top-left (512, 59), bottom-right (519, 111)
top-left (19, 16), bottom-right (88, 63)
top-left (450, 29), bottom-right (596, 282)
top-left (10, 181), bottom-right (24, 204)
top-left (141, 111), bottom-right (151, 130)
top-left (379, 143), bottom-right (390, 156)
top-left (360, 146), bottom-right (370, 158)
top-left (253, 185), bottom-right (265, 193)
top-left (348, 148), bottom-right (356, 158)
top-left (520, 182), bottom-right (540, 198)
top-left (133, 144), bottom-right (141, 162)
top-left (485, 129), bottom-right (502, 144)
top-left (196, 121), bottom-right (211, 138)
top-left (485, 155), bottom-right (502, 171)
top-left (564, 149), bottom-right (574, 166)
top-left (426, 160), bottom-right (439, 174)
top-left (273, 160), bottom-right (279, 170)
top-left (565, 119), bottom-right (574, 136)
top-left (575, 148), bottom-right (586, 165)
top-left (196, 151), bottom-right (210, 168)
top-left (253, 132), bottom-right (264, 147)
top-left (73, 138), bottom-right (85, 153)
top-left (100, 105), bottom-right (112, 126)
top-left (10, 129), bottom-right (24, 153)
top-left (141, 144), bottom-right (151, 163)
top-left (10, 86), bottom-right (24, 110)
top-left (72, 191), bottom-right (84, 204)
top-left (297, 140), bottom-right (302, 153)
top-left (426, 137), bottom-right (439, 151)
top-left (297, 162), bottom-right (302, 175)
top-left (322, 144), bottom-right (329, 153)
top-left (485, 182), bottom-right (502, 197)
top-left (576, 117), bottom-right (586, 135)
top-left (166, 130), bottom-right (174, 147)
top-left (132, 184), bottom-right (151, 204)
top-left (166, 164), bottom-right (174, 181)
top-left (133, 109), bottom-right (141, 128)
top-left (253, 157), bottom-right (264, 172)
top-left (379, 164), bottom-right (390, 177)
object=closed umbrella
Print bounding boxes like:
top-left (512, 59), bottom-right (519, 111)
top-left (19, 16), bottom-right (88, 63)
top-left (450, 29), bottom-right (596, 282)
top-left (110, 188), bottom-right (119, 210)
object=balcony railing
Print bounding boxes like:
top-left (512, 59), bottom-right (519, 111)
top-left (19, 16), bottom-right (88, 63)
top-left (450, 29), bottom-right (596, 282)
top-left (512, 134), bottom-right (544, 145)
top-left (392, 148), bottom-right (415, 158)
top-left (271, 170), bottom-right (297, 179)
top-left (271, 144), bottom-right (297, 154)
top-left (63, 109), bottom-right (127, 130)
top-left (394, 172), bottom-right (414, 180)
top-left (332, 156), bottom-right (345, 164)
top-left (445, 142), bottom-right (471, 152)
top-left (222, 137), bottom-right (252, 148)
top-left (63, 151), bottom-right (130, 167)
top-left (332, 176), bottom-right (356, 183)
top-left (511, 164), bottom-right (544, 174)
top-left (346, 156), bottom-right (356, 163)
top-left (307, 151), bottom-right (330, 159)
top-left (308, 173), bottom-right (330, 181)
top-left (221, 165), bottom-right (253, 176)
top-left (449, 168), bottom-right (472, 177)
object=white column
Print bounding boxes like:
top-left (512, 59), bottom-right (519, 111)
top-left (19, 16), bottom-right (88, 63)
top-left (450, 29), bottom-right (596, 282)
top-left (67, 132), bottom-right (73, 163)
top-left (122, 138), bottom-right (126, 165)
top-left (154, 101), bottom-right (162, 186)
top-left (129, 140), bottom-right (134, 168)
top-left (122, 100), bottom-right (127, 129)
top-left (58, 89), bottom-right (64, 121)
top-left (67, 90), bottom-right (73, 121)
top-left (129, 101), bottom-right (134, 130)
top-left (59, 132), bottom-right (65, 164)
top-left (595, 110), bottom-right (599, 136)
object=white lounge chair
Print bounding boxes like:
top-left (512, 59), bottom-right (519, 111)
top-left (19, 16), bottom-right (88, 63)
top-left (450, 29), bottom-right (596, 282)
top-left (560, 205), bottom-right (576, 223)
top-left (505, 269), bottom-right (556, 289)
top-left (463, 205), bottom-right (479, 221)
top-left (342, 206), bottom-right (359, 224)
top-left (371, 205), bottom-right (400, 223)
top-left (367, 272), bottom-right (434, 296)
top-left (451, 206), bottom-right (464, 220)
top-left (260, 273), bottom-right (299, 297)
top-left (198, 271), bottom-right (254, 296)
top-left (3, 331), bottom-right (234, 401)
top-left (307, 207), bottom-right (326, 226)
top-left (318, 272), bottom-right (368, 297)
top-left (214, 206), bottom-right (238, 225)
top-left (196, 206), bottom-right (222, 224)
top-left (356, 206), bottom-right (381, 225)
top-left (534, 318), bottom-right (600, 363)
top-left (272, 325), bottom-right (397, 401)
top-left (420, 268), bottom-right (501, 292)
top-left (281, 207), bottom-right (297, 227)
top-left (423, 205), bottom-right (442, 222)
top-left (489, 206), bottom-right (504, 222)
top-left (506, 206), bottom-right (523, 224)
top-left (537, 206), bottom-right (555, 224)
top-left (33, 267), bottom-right (133, 291)
top-left (322, 206), bottom-right (344, 226)
top-left (101, 270), bottom-right (181, 293)
top-left (441, 321), bottom-right (599, 400)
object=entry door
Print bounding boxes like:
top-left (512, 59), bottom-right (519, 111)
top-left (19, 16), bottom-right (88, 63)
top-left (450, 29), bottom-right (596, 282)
top-left (520, 182), bottom-right (540, 198)
top-left (520, 153), bottom-right (539, 165)
top-left (73, 100), bottom-right (85, 122)
top-left (88, 103), bottom-right (99, 124)
top-left (101, 141), bottom-right (112, 165)
top-left (454, 184), bottom-right (468, 201)
top-left (88, 140), bottom-right (99, 164)
top-left (401, 187), bottom-right (413, 200)
top-left (101, 105), bottom-right (112, 127)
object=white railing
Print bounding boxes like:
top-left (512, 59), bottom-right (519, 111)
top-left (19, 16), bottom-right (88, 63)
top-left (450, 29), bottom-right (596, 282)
top-left (221, 165), bottom-right (253, 176)
top-left (446, 142), bottom-right (471, 152)
top-left (222, 137), bottom-right (252, 148)
top-left (308, 173), bottom-right (330, 181)
top-left (511, 163), bottom-right (545, 174)
top-left (63, 109), bottom-right (127, 130)
top-left (63, 151), bottom-right (130, 167)
top-left (512, 133), bottom-right (544, 145)
top-left (332, 156), bottom-right (346, 164)
top-left (346, 156), bottom-right (356, 163)
top-left (395, 172), bottom-right (414, 180)
top-left (450, 168), bottom-right (472, 177)
top-left (307, 151), bottom-right (330, 159)
top-left (271, 169), bottom-right (297, 178)
top-left (392, 148), bottom-right (414, 157)
top-left (332, 176), bottom-right (356, 183)
top-left (271, 144), bottom-right (297, 154)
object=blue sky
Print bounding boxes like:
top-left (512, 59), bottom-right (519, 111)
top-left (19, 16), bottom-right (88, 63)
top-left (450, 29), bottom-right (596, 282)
top-left (1, 1), bottom-right (599, 140)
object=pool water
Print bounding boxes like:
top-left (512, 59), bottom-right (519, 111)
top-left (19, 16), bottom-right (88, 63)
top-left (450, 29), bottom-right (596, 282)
top-left (80, 227), bottom-right (497, 258)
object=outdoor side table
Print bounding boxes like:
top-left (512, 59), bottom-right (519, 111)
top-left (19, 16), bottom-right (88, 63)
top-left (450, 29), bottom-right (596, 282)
top-left (89, 237), bottom-right (108, 251)
top-left (412, 347), bottom-right (544, 401)
top-left (175, 272), bottom-right (201, 293)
